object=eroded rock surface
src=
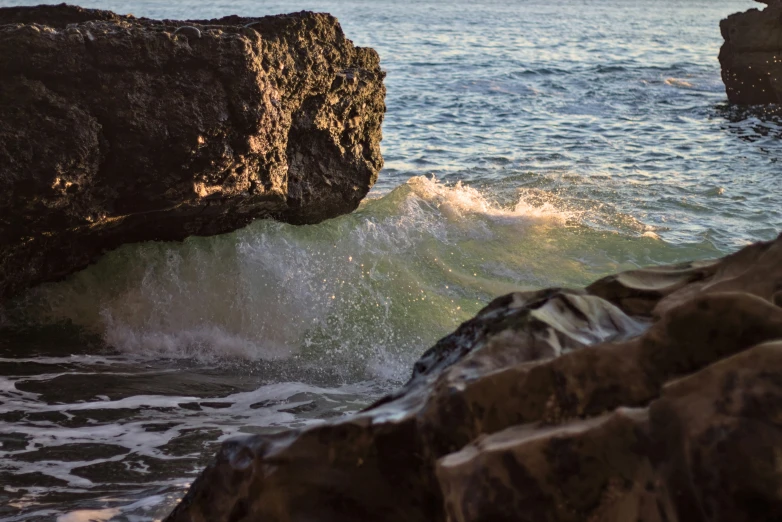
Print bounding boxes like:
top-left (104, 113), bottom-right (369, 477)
top-left (168, 234), bottom-right (782, 522)
top-left (0, 4), bottom-right (385, 298)
top-left (719, 0), bottom-right (782, 104)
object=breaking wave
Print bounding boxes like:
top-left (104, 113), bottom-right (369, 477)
top-left (10, 176), bottom-right (714, 381)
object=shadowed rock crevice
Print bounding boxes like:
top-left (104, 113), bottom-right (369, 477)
top-left (0, 4), bottom-right (385, 299)
top-left (167, 234), bottom-right (782, 522)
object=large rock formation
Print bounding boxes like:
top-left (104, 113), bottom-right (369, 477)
top-left (167, 233), bottom-right (782, 522)
top-left (720, 0), bottom-right (782, 105)
top-left (0, 4), bottom-right (385, 299)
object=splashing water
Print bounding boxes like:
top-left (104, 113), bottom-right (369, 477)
top-left (13, 178), bottom-right (577, 373)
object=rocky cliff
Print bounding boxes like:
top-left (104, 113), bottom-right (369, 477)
top-left (720, 0), bottom-right (782, 105)
top-left (168, 233), bottom-right (782, 522)
top-left (0, 4), bottom-right (385, 299)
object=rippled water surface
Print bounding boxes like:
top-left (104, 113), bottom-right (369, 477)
top-left (1, 0), bottom-right (780, 520)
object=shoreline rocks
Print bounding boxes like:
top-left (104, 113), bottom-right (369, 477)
top-left (0, 4), bottom-right (385, 299)
top-left (719, 0), bottom-right (782, 105)
top-left (167, 233), bottom-right (782, 522)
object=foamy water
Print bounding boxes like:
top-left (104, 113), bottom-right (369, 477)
top-left (12, 177), bottom-right (704, 370)
top-left (2, 0), bottom-right (781, 519)
top-left (1, 350), bottom-right (381, 521)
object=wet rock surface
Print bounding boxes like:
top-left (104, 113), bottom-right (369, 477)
top-left (167, 234), bottom-right (782, 522)
top-left (0, 4), bottom-right (385, 299)
top-left (719, 0), bottom-right (782, 105)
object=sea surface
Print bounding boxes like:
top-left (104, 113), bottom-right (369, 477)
top-left (1, 0), bottom-right (780, 520)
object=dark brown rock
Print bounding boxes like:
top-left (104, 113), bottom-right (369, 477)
top-left (167, 234), bottom-right (782, 522)
top-left (437, 408), bottom-right (667, 522)
top-left (650, 341), bottom-right (782, 522)
top-left (719, 2), bottom-right (782, 105)
top-left (440, 341), bottom-right (782, 522)
top-left (0, 4), bottom-right (385, 299)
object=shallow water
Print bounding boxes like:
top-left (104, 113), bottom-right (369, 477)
top-left (1, 0), bottom-right (781, 520)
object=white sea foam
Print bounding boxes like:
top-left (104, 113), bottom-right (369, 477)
top-left (405, 175), bottom-right (572, 224)
top-left (0, 366), bottom-right (381, 489)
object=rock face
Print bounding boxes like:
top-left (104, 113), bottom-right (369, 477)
top-left (0, 4), bottom-right (385, 299)
top-left (167, 233), bottom-right (782, 522)
top-left (719, 0), bottom-right (782, 105)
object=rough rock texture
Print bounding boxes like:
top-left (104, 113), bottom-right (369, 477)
top-left (167, 233), bottom-right (782, 522)
top-left (0, 4), bottom-right (385, 299)
top-left (719, 0), bottom-right (782, 104)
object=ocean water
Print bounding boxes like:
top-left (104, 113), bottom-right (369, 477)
top-left (1, 0), bottom-right (781, 520)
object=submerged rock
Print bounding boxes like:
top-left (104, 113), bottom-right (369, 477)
top-left (719, 1), bottom-right (782, 105)
top-left (0, 4), bottom-right (385, 299)
top-left (168, 234), bottom-right (782, 522)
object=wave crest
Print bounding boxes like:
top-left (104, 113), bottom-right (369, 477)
top-left (10, 176), bottom-right (682, 380)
